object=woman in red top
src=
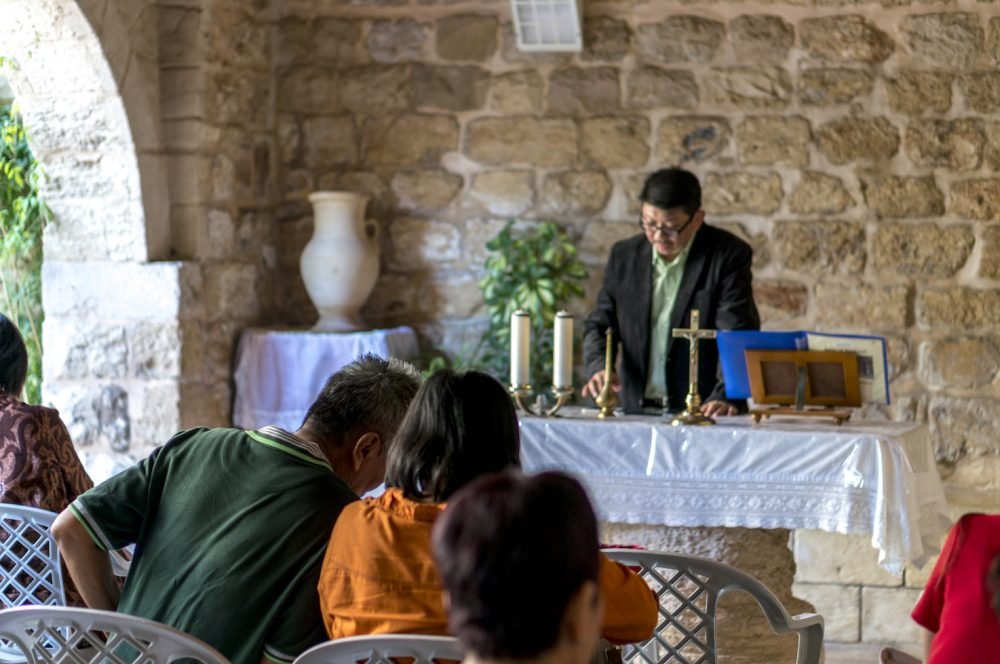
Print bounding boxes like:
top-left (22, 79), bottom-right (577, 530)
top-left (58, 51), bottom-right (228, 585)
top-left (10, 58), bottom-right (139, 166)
top-left (911, 513), bottom-right (1000, 663)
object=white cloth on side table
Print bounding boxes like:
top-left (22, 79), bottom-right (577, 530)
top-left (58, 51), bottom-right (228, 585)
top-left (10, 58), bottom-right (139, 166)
top-left (233, 326), bottom-right (419, 431)
top-left (519, 410), bottom-right (951, 576)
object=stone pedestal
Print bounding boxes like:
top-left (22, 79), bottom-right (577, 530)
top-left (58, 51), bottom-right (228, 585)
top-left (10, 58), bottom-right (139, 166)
top-left (603, 523), bottom-right (817, 664)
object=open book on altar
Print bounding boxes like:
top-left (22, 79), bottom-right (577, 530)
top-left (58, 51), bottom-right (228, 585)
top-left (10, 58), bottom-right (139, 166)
top-left (717, 330), bottom-right (890, 405)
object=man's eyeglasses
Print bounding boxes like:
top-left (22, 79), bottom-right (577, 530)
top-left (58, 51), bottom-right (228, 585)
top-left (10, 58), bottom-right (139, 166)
top-left (639, 214), bottom-right (696, 238)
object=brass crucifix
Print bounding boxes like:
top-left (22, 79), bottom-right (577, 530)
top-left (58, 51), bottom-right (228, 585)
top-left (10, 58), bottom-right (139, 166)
top-left (670, 309), bottom-right (717, 426)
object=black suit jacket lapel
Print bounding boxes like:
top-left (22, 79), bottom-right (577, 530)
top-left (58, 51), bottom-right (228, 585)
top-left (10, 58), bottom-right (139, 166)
top-left (632, 240), bottom-right (653, 383)
top-left (667, 228), bottom-right (709, 359)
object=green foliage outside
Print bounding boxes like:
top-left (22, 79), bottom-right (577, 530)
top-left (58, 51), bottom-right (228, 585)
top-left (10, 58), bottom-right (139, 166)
top-left (1, 101), bottom-right (50, 404)
top-left (477, 221), bottom-right (588, 389)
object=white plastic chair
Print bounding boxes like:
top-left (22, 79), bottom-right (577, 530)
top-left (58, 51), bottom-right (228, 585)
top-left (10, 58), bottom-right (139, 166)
top-left (0, 506), bottom-right (65, 609)
top-left (0, 606), bottom-right (230, 663)
top-left (294, 635), bottom-right (462, 664)
top-left (603, 549), bottom-right (824, 664)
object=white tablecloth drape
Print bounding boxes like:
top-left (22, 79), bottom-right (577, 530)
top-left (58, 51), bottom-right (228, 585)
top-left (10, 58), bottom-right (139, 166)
top-left (519, 411), bottom-right (951, 575)
top-left (232, 326), bottom-right (419, 431)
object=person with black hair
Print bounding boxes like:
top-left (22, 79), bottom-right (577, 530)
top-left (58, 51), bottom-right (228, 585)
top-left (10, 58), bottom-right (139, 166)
top-left (432, 471), bottom-right (604, 664)
top-left (0, 314), bottom-right (93, 605)
top-left (53, 354), bottom-right (420, 664)
top-left (582, 167), bottom-right (760, 416)
top-left (317, 369), bottom-right (656, 645)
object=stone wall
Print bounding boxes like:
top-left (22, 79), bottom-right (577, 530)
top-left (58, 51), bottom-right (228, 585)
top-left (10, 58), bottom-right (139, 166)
top-left (274, 0), bottom-right (1000, 656)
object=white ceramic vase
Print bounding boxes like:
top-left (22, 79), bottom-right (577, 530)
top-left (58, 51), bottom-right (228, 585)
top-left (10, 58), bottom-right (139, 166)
top-left (301, 191), bottom-right (379, 332)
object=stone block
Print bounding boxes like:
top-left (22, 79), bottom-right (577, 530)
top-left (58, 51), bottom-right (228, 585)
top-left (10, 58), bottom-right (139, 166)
top-left (905, 119), bottom-right (983, 171)
top-left (179, 380), bottom-right (231, 431)
top-left (202, 263), bottom-right (260, 322)
top-left (362, 273), bottom-right (422, 321)
top-left (754, 279), bottom-right (809, 322)
top-left (129, 321), bottom-right (183, 380)
top-left (469, 171), bottom-right (535, 217)
top-left (547, 67), bottom-right (620, 116)
top-left (799, 15), bottom-right (894, 63)
top-left (791, 582), bottom-right (859, 643)
top-left (541, 172), bottom-right (612, 217)
top-left (984, 123), bottom-right (1000, 171)
top-left (465, 118), bottom-right (577, 167)
top-left (489, 70), bottom-right (543, 113)
top-left (636, 15), bottom-right (724, 63)
top-left (42, 318), bottom-right (127, 381)
top-left (703, 172), bottom-right (782, 216)
top-left (798, 68), bottom-right (873, 106)
top-left (730, 15), bottom-right (793, 63)
top-left (386, 218), bottom-right (461, 272)
top-left (774, 220), bottom-right (865, 275)
top-left (581, 117), bottom-right (650, 169)
top-left (582, 15), bottom-right (631, 62)
top-left (980, 224), bottom-right (1000, 280)
top-left (579, 222), bottom-right (642, 267)
top-left (920, 337), bottom-right (1000, 390)
top-left (735, 116), bottom-right (811, 167)
top-left (902, 13), bottom-right (982, 70)
top-left (861, 587), bottom-right (925, 645)
top-left (704, 66), bottom-right (792, 109)
top-left (960, 71), bottom-right (1000, 113)
top-left (715, 222), bottom-right (771, 270)
top-left (789, 172), bottom-right (853, 215)
top-left (276, 66), bottom-right (342, 114)
top-left (794, 530), bottom-right (901, 585)
top-left (302, 115), bottom-right (357, 168)
top-left (43, 262), bottom-right (185, 320)
top-left (364, 114), bottom-right (459, 166)
top-left (816, 117), bottom-right (900, 164)
top-left (412, 64), bottom-right (490, 111)
top-left (886, 71), bottom-right (953, 115)
top-left (950, 178), bottom-right (1000, 220)
top-left (906, 552), bottom-right (939, 589)
top-left (436, 14), bottom-right (496, 61)
top-left (498, 22), bottom-right (574, 66)
top-left (863, 175), bottom-right (944, 219)
top-left (391, 169), bottom-right (463, 214)
top-left (157, 5), bottom-right (200, 67)
top-left (626, 66), bottom-right (698, 111)
top-left (872, 223), bottom-right (974, 277)
top-left (338, 65), bottom-right (412, 115)
top-left (203, 5), bottom-right (269, 69)
top-left (919, 287), bottom-right (1000, 328)
top-left (420, 275), bottom-right (483, 318)
top-left (462, 218), bottom-right (516, 269)
top-left (367, 18), bottom-right (427, 63)
top-left (314, 18), bottom-right (366, 65)
top-left (815, 283), bottom-right (910, 329)
top-left (655, 116), bottom-right (731, 164)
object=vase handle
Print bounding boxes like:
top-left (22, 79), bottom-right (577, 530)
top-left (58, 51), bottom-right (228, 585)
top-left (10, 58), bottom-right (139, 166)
top-left (365, 218), bottom-right (379, 242)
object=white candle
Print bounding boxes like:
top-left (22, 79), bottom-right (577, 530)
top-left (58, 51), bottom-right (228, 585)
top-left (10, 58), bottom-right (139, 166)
top-left (510, 310), bottom-right (531, 386)
top-left (553, 311), bottom-right (573, 388)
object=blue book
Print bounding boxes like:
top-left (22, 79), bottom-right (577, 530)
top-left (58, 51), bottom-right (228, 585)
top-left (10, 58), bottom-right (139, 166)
top-left (716, 330), bottom-right (890, 404)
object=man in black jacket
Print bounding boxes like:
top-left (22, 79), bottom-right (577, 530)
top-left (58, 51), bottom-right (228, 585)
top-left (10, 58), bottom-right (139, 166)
top-left (582, 168), bottom-right (760, 416)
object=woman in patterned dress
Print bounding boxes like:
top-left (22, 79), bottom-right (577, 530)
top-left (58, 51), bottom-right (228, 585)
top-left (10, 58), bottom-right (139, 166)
top-left (0, 313), bottom-right (92, 606)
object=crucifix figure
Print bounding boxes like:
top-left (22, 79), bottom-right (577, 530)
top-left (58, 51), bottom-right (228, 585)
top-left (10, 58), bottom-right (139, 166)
top-left (670, 309), bottom-right (717, 426)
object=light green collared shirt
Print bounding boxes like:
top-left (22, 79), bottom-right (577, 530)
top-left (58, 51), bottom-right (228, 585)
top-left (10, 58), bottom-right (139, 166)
top-left (644, 235), bottom-right (696, 401)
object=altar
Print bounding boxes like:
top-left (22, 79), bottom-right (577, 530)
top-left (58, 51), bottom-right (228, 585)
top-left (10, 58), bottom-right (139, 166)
top-left (518, 411), bottom-right (952, 663)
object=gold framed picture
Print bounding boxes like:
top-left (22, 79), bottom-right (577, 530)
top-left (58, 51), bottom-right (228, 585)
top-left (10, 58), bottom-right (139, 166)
top-left (745, 349), bottom-right (862, 408)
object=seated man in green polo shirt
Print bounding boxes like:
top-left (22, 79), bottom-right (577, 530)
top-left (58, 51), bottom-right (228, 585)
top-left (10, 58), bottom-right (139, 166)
top-left (52, 354), bottom-right (420, 664)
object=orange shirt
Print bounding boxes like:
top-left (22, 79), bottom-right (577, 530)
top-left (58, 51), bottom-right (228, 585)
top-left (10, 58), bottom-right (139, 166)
top-left (317, 488), bottom-right (658, 644)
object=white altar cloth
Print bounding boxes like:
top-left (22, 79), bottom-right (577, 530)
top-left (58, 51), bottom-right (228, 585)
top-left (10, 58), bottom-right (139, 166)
top-left (519, 411), bottom-right (951, 576)
top-left (232, 326), bottom-right (419, 431)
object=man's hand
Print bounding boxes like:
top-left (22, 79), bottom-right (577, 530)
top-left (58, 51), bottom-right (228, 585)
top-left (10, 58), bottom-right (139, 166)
top-left (582, 370), bottom-right (621, 399)
top-left (700, 400), bottom-right (737, 418)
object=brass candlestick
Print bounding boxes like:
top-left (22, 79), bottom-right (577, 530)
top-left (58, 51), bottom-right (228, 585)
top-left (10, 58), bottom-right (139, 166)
top-left (670, 310), bottom-right (717, 427)
top-left (595, 328), bottom-right (618, 419)
top-left (510, 385), bottom-right (574, 417)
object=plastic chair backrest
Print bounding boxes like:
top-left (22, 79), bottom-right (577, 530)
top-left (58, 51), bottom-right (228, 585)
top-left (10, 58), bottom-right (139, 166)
top-left (603, 549), bottom-right (824, 664)
top-left (0, 605), bottom-right (231, 664)
top-left (294, 635), bottom-right (463, 664)
top-left (0, 506), bottom-right (64, 609)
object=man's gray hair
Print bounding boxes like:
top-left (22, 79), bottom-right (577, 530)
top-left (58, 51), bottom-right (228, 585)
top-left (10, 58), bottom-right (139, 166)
top-left (303, 353), bottom-right (421, 446)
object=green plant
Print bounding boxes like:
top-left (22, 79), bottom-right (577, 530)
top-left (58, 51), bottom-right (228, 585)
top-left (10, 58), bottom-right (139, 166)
top-left (479, 221), bottom-right (588, 388)
top-left (1, 101), bottom-right (50, 404)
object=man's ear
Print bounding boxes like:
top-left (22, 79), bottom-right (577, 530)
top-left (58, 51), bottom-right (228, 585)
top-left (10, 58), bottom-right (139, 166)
top-left (351, 432), bottom-right (382, 470)
top-left (561, 580), bottom-right (603, 645)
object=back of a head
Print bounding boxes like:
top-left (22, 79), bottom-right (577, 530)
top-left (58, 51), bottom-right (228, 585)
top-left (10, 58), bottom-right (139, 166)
top-left (0, 313), bottom-right (27, 397)
top-left (302, 353), bottom-right (420, 447)
top-left (431, 471), bottom-right (600, 661)
top-left (640, 167), bottom-right (701, 216)
top-left (385, 369), bottom-right (519, 503)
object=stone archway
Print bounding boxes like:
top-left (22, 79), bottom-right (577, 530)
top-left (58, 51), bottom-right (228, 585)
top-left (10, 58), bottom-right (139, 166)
top-left (1, 0), bottom-right (183, 480)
